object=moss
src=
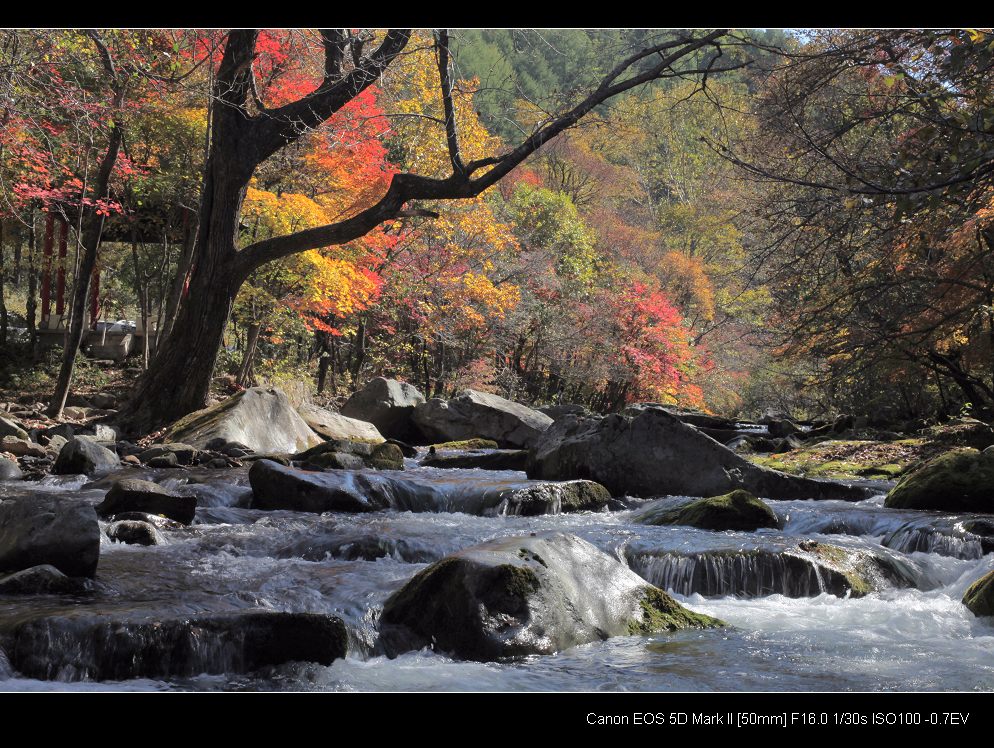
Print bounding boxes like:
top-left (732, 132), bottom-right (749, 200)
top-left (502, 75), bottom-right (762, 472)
top-left (369, 443), bottom-right (404, 470)
top-left (885, 448), bottom-right (994, 512)
top-left (639, 489), bottom-right (779, 531)
top-left (628, 586), bottom-right (724, 635)
top-left (496, 563), bottom-right (540, 599)
top-left (517, 548), bottom-right (548, 567)
top-left (797, 541), bottom-right (873, 598)
top-left (963, 571), bottom-right (994, 617)
top-left (430, 438), bottom-right (499, 451)
top-left (748, 438), bottom-right (926, 481)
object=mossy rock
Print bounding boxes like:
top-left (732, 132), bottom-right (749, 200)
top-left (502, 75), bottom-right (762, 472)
top-left (379, 532), bottom-right (722, 661)
top-left (963, 570), bottom-right (994, 617)
top-left (885, 448), bottom-right (994, 512)
top-left (638, 489), bottom-right (780, 532)
top-left (628, 587), bottom-right (723, 634)
top-left (429, 438), bottom-right (499, 451)
top-left (296, 439), bottom-right (404, 470)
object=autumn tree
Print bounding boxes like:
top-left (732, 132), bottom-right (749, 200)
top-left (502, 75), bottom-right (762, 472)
top-left (111, 28), bottom-right (739, 431)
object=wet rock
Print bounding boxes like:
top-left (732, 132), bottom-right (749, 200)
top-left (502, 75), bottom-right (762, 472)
top-left (380, 532), bottom-right (722, 660)
top-left (341, 377), bottom-right (426, 442)
top-left (628, 541), bottom-right (919, 599)
top-left (110, 511), bottom-right (183, 529)
top-left (0, 564), bottom-right (95, 595)
top-left (298, 402), bottom-right (385, 443)
top-left (296, 439), bottom-right (404, 471)
top-left (278, 532), bottom-right (438, 563)
top-left (250, 459), bottom-right (609, 516)
top-left (106, 520), bottom-right (162, 546)
top-left (3, 611), bottom-right (348, 680)
top-left (163, 387), bottom-right (322, 454)
top-left (497, 480), bottom-right (611, 515)
top-left (0, 416), bottom-right (29, 441)
top-left (963, 570), bottom-right (994, 617)
top-left (1, 436), bottom-right (46, 458)
top-left (885, 448), bottom-right (994, 512)
top-left (526, 408), bottom-right (871, 501)
top-left (638, 490), bottom-right (780, 532)
top-left (53, 436), bottom-right (120, 476)
top-left (0, 457), bottom-right (23, 481)
top-left (386, 438), bottom-right (417, 458)
top-left (139, 443), bottom-right (198, 466)
top-left (413, 390), bottom-right (553, 448)
top-left (96, 479), bottom-right (197, 525)
top-left (419, 449), bottom-right (528, 471)
top-left (45, 434), bottom-right (68, 454)
top-left (0, 498), bottom-right (100, 578)
top-left (147, 454), bottom-right (179, 469)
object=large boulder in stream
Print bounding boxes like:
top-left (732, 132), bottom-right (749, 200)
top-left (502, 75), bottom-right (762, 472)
top-left (96, 478), bottom-right (197, 525)
top-left (379, 531), bottom-right (723, 660)
top-left (297, 402), bottom-right (385, 443)
top-left (526, 407), bottom-right (871, 501)
top-left (341, 377), bottom-right (425, 442)
top-left (53, 436), bottom-right (120, 476)
top-left (162, 387), bottom-right (321, 454)
top-left (2, 611), bottom-right (347, 680)
top-left (249, 459), bottom-right (610, 516)
top-left (963, 570), bottom-right (994, 617)
top-left (638, 490), bottom-right (780, 532)
top-left (413, 390), bottom-right (554, 448)
top-left (885, 448), bottom-right (994, 512)
top-left (0, 497), bottom-right (100, 578)
top-left (295, 439), bottom-right (404, 471)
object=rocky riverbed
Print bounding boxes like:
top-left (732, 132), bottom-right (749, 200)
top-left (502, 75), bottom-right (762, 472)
top-left (0, 382), bottom-right (992, 691)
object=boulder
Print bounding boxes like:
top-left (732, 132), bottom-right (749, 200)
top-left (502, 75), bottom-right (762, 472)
top-left (767, 419), bottom-right (804, 438)
top-left (163, 387), bottom-right (322, 454)
top-left (45, 434), bottom-right (68, 454)
top-left (340, 377), bottom-right (425, 441)
top-left (413, 390), bottom-right (554, 448)
top-left (249, 459), bottom-right (609, 516)
top-left (1, 436), bottom-right (46, 458)
top-left (429, 438), bottom-right (499, 451)
top-left (96, 479), bottom-right (197, 525)
top-left (52, 436), bottom-right (120, 476)
top-left (0, 416), bottom-right (29, 441)
top-left (420, 449), bottom-right (528, 472)
top-left (5, 611), bottom-right (347, 680)
top-left (147, 454), bottom-right (180, 468)
top-left (963, 570), bottom-right (994, 617)
top-left (139, 443), bottom-right (198, 466)
top-left (538, 404), bottom-right (593, 421)
top-left (885, 448), bottom-right (994, 512)
top-left (379, 532), bottom-right (722, 660)
top-left (295, 439), bottom-right (404, 471)
top-left (0, 498), bottom-right (100, 577)
top-left (0, 564), bottom-right (94, 595)
top-left (0, 457), bottom-right (23, 481)
top-left (638, 490), bottom-right (780, 532)
top-left (297, 402), bottom-right (385, 443)
top-left (526, 408), bottom-right (871, 501)
top-left (106, 520), bottom-right (162, 546)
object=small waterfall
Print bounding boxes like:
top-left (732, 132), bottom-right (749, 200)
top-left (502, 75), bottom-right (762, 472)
top-left (627, 549), bottom-right (849, 598)
top-left (882, 526), bottom-right (986, 560)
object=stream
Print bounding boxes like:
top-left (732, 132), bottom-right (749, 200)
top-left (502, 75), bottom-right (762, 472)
top-left (1, 454), bottom-right (993, 691)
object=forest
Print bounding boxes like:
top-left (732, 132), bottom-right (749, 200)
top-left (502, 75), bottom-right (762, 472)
top-left (1, 28), bottom-right (989, 428)
top-left (1, 29), bottom-right (994, 696)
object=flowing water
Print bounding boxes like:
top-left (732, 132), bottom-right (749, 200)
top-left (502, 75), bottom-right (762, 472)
top-left (1, 457), bottom-right (993, 691)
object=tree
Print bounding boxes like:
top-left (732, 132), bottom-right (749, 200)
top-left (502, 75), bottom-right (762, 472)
top-left (721, 29), bottom-right (994, 419)
top-left (118, 28), bottom-right (739, 431)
